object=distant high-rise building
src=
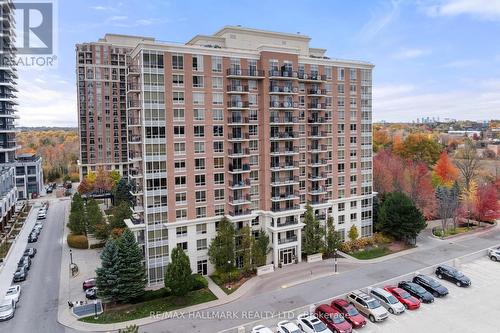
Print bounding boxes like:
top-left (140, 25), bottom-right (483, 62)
top-left (78, 26), bottom-right (375, 286)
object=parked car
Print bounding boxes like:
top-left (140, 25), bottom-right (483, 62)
top-left (315, 304), bottom-right (353, 333)
top-left (31, 228), bottom-right (41, 237)
top-left (412, 274), bottom-right (448, 297)
top-left (4, 285), bottom-right (21, 304)
top-left (82, 278), bottom-right (97, 290)
top-left (46, 186), bottom-right (53, 194)
top-left (85, 287), bottom-right (98, 300)
top-left (369, 287), bottom-right (405, 314)
top-left (37, 210), bottom-right (46, 220)
top-left (0, 299), bottom-right (15, 321)
top-left (346, 290), bottom-right (389, 323)
top-left (277, 320), bottom-right (303, 333)
top-left (251, 325), bottom-right (273, 333)
top-left (297, 313), bottom-right (333, 333)
top-left (488, 247), bottom-right (500, 261)
top-left (24, 248), bottom-right (36, 258)
top-left (35, 222), bottom-right (43, 229)
top-left (435, 265), bottom-right (471, 287)
top-left (28, 233), bottom-right (38, 243)
top-left (17, 257), bottom-right (31, 271)
top-left (331, 298), bottom-right (366, 329)
top-left (12, 267), bottom-right (27, 282)
top-left (384, 286), bottom-right (421, 310)
top-left (398, 281), bottom-right (434, 303)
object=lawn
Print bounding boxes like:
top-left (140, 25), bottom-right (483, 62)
top-left (79, 288), bottom-right (217, 324)
top-left (0, 241), bottom-right (12, 259)
top-left (433, 226), bottom-right (476, 238)
top-left (350, 246), bottom-right (391, 260)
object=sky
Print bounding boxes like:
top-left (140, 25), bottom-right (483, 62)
top-left (16, 0), bottom-right (500, 126)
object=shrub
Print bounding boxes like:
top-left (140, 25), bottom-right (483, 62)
top-left (340, 242), bottom-right (352, 253)
top-left (67, 234), bottom-right (89, 249)
top-left (132, 288), bottom-right (170, 303)
top-left (89, 242), bottom-right (106, 249)
top-left (191, 274), bottom-right (208, 291)
top-left (373, 232), bottom-right (393, 244)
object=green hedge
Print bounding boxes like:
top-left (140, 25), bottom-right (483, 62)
top-left (67, 234), bottom-right (89, 249)
top-left (89, 242), bottom-right (106, 249)
top-left (191, 274), bottom-right (208, 290)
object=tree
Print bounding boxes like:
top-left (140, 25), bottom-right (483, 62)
top-left (324, 217), bottom-right (341, 256)
top-left (377, 192), bottom-right (426, 243)
top-left (302, 204), bottom-right (324, 255)
top-left (405, 160), bottom-right (436, 219)
top-left (113, 178), bottom-right (133, 206)
top-left (435, 183), bottom-right (460, 232)
top-left (109, 170), bottom-right (121, 187)
top-left (433, 151), bottom-right (459, 187)
top-left (373, 149), bottom-right (406, 195)
top-left (348, 225), bottom-right (359, 242)
top-left (67, 193), bottom-right (86, 235)
top-left (208, 217), bottom-right (235, 273)
top-left (94, 167), bottom-right (113, 193)
top-left (95, 240), bottom-right (120, 301)
top-left (454, 139), bottom-right (481, 193)
top-left (110, 202), bottom-right (132, 229)
top-left (86, 198), bottom-right (105, 233)
top-left (164, 247), bottom-right (192, 296)
top-left (474, 183), bottom-right (500, 223)
top-left (115, 229), bottom-right (146, 303)
top-left (77, 177), bottom-right (94, 194)
top-left (252, 229), bottom-right (270, 267)
top-left (397, 133), bottom-right (442, 166)
top-left (238, 226), bottom-right (253, 274)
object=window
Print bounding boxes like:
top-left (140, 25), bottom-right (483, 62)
top-left (193, 75), bottom-right (204, 88)
top-left (214, 173), bottom-right (224, 184)
top-left (195, 190), bottom-right (206, 203)
top-left (196, 206), bottom-right (207, 218)
top-left (196, 223), bottom-right (207, 234)
top-left (214, 188), bottom-right (224, 200)
top-left (338, 163), bottom-right (345, 173)
top-left (173, 91), bottom-right (184, 104)
top-left (212, 56), bottom-right (222, 72)
top-left (192, 55), bottom-right (204, 71)
top-left (214, 157), bottom-right (224, 169)
top-left (193, 108), bottom-right (205, 121)
top-left (338, 202), bottom-right (345, 212)
top-left (174, 142), bottom-right (185, 155)
top-left (350, 201), bottom-right (357, 209)
top-left (172, 54), bottom-right (183, 70)
top-left (195, 174), bottom-right (206, 186)
top-left (176, 192), bottom-right (187, 204)
top-left (338, 175), bottom-right (345, 186)
top-left (338, 215), bottom-right (345, 224)
top-left (195, 158), bottom-right (205, 170)
top-left (176, 209), bottom-right (187, 220)
top-left (325, 66), bottom-right (332, 79)
top-left (173, 74), bottom-right (184, 87)
top-left (173, 126), bottom-right (185, 138)
top-left (174, 160), bottom-right (186, 171)
top-left (213, 125), bottom-right (223, 137)
top-left (197, 239), bottom-right (207, 251)
top-left (212, 109), bottom-right (223, 121)
top-left (213, 141), bottom-right (224, 153)
top-left (177, 242), bottom-right (188, 250)
top-left (212, 77), bottom-right (223, 89)
top-left (350, 213), bottom-right (357, 221)
top-left (194, 142), bottom-right (205, 153)
top-left (212, 93), bottom-right (223, 105)
top-left (350, 68), bottom-right (357, 81)
top-left (175, 176), bottom-right (186, 188)
top-left (215, 204), bottom-right (225, 216)
top-left (338, 84), bottom-right (345, 94)
top-left (173, 108), bottom-right (184, 121)
top-left (338, 67), bottom-right (345, 81)
top-left (193, 92), bottom-right (204, 105)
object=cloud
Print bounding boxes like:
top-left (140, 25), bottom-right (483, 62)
top-left (392, 48), bottom-right (431, 59)
top-left (90, 5), bottom-right (110, 11)
top-left (373, 81), bottom-right (500, 122)
top-left (358, 0), bottom-right (402, 40)
top-left (442, 59), bottom-right (479, 68)
top-left (426, 0), bottom-right (500, 20)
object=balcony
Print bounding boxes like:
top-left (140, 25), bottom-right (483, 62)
top-left (271, 191), bottom-right (300, 202)
top-left (278, 235), bottom-right (298, 245)
top-left (228, 179), bottom-right (251, 189)
top-left (270, 131), bottom-right (298, 140)
top-left (228, 148), bottom-right (250, 157)
top-left (308, 88), bottom-right (328, 96)
top-left (268, 69), bottom-right (298, 79)
top-left (269, 85), bottom-right (298, 94)
top-left (298, 73), bottom-right (327, 82)
top-left (271, 176), bottom-right (299, 187)
top-left (270, 161), bottom-right (299, 171)
top-left (127, 100), bottom-right (142, 109)
top-left (227, 116), bottom-right (249, 125)
top-left (228, 132), bottom-right (250, 141)
top-left (128, 65), bottom-right (140, 75)
top-left (228, 164), bottom-right (251, 173)
top-left (269, 101), bottom-right (299, 109)
top-left (127, 83), bottom-right (141, 92)
top-left (308, 159), bottom-right (328, 167)
top-left (308, 172), bottom-right (327, 181)
top-left (307, 117), bottom-right (326, 124)
top-left (128, 117), bottom-right (141, 126)
top-left (307, 131), bottom-right (328, 138)
top-left (128, 135), bottom-right (142, 144)
top-left (308, 144), bottom-right (328, 152)
top-left (227, 101), bottom-right (250, 109)
top-left (228, 194), bottom-right (252, 205)
top-left (308, 187), bottom-right (327, 195)
top-left (270, 147), bottom-right (299, 156)
top-left (271, 204), bottom-right (300, 213)
top-left (129, 168), bottom-right (143, 178)
top-left (226, 68), bottom-right (265, 79)
top-left (227, 85), bottom-right (249, 93)
top-left (129, 151), bottom-right (142, 162)
top-left (227, 209), bottom-right (253, 217)
top-left (272, 218), bottom-right (299, 228)
top-left (308, 103), bottom-right (327, 110)
top-left (269, 116), bottom-right (298, 124)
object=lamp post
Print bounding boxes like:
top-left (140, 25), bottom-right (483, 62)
top-left (93, 299), bottom-right (98, 319)
top-left (333, 248), bottom-right (338, 274)
top-left (70, 249), bottom-right (73, 265)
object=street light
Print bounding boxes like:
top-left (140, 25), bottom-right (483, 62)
top-left (333, 248), bottom-right (338, 274)
top-left (93, 299), bottom-right (98, 319)
top-left (69, 249), bottom-right (73, 265)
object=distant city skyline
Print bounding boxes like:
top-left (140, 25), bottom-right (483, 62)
top-left (16, 0), bottom-right (500, 126)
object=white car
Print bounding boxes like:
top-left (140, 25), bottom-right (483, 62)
top-left (370, 287), bottom-right (405, 315)
top-left (278, 320), bottom-right (303, 333)
top-left (37, 211), bottom-right (46, 220)
top-left (0, 298), bottom-right (15, 321)
top-left (35, 222), bottom-right (43, 230)
top-left (5, 285), bottom-right (21, 303)
top-left (297, 313), bottom-right (332, 333)
top-left (251, 325), bottom-right (273, 333)
top-left (488, 247), bottom-right (500, 261)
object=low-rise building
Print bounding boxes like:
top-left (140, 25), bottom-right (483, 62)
top-left (0, 166), bottom-right (17, 232)
top-left (13, 153), bottom-right (43, 199)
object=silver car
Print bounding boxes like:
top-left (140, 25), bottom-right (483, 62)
top-left (488, 247), bottom-right (500, 261)
top-left (370, 287), bottom-right (405, 314)
top-left (0, 299), bottom-right (15, 321)
top-left (346, 290), bottom-right (389, 323)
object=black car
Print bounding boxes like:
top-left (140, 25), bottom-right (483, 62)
top-left (412, 274), bottom-right (449, 297)
top-left (398, 281), bottom-right (434, 303)
top-left (17, 256), bottom-right (31, 271)
top-left (13, 267), bottom-right (27, 282)
top-left (435, 265), bottom-right (471, 287)
top-left (85, 287), bottom-right (98, 300)
top-left (28, 233), bottom-right (38, 243)
top-left (24, 248), bottom-right (37, 258)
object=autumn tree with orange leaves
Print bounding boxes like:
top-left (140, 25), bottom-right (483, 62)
top-left (432, 151), bottom-right (459, 188)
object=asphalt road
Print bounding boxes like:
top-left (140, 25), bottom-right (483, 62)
top-left (0, 198), bottom-right (69, 333)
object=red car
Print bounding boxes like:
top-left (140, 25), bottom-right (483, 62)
top-left (330, 299), bottom-right (366, 329)
top-left (315, 304), bottom-right (353, 333)
top-left (384, 285), bottom-right (421, 310)
top-left (82, 278), bottom-right (96, 291)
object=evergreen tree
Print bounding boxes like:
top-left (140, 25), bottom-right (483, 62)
top-left (113, 178), bottom-right (133, 206)
top-left (208, 217), bottom-right (235, 273)
top-left (164, 247), bottom-right (192, 296)
top-left (67, 193), bottom-right (86, 235)
top-left (348, 225), bottom-right (359, 242)
top-left (302, 204), bottom-right (324, 255)
top-left (115, 229), bottom-right (146, 302)
top-left (110, 202), bottom-right (132, 229)
top-left (238, 226), bottom-right (253, 274)
top-left (252, 229), bottom-right (270, 267)
top-left (86, 198), bottom-right (105, 234)
top-left (324, 217), bottom-right (341, 256)
top-left (95, 240), bottom-right (120, 301)
top-left (378, 192), bottom-right (426, 243)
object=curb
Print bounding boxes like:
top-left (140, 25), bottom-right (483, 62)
top-left (430, 221), bottom-right (497, 241)
top-left (337, 245), bottom-right (421, 264)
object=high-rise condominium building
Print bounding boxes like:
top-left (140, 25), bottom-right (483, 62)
top-left (0, 0), bottom-right (18, 230)
top-left (78, 26), bottom-right (374, 285)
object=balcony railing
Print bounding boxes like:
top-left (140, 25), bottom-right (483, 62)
top-left (270, 131), bottom-right (298, 139)
top-left (308, 103), bottom-right (326, 109)
top-left (269, 85), bottom-right (298, 93)
top-left (228, 148), bottom-right (250, 156)
top-left (229, 179), bottom-right (251, 188)
top-left (226, 68), bottom-right (265, 77)
top-left (228, 132), bottom-right (250, 140)
top-left (307, 131), bottom-right (328, 138)
top-left (308, 172), bottom-right (327, 180)
top-left (298, 73), bottom-right (327, 81)
top-left (308, 159), bottom-right (327, 166)
top-left (128, 65), bottom-right (140, 74)
top-left (128, 100), bottom-right (142, 108)
top-left (268, 70), bottom-right (297, 78)
top-left (270, 117), bottom-right (298, 124)
top-left (227, 85), bottom-right (249, 93)
top-left (227, 116), bottom-right (249, 124)
top-left (278, 235), bottom-right (298, 244)
top-left (229, 194), bottom-right (251, 205)
top-left (273, 218), bottom-right (299, 228)
top-left (269, 101), bottom-right (299, 108)
top-left (227, 101), bottom-right (250, 108)
top-left (271, 191), bottom-right (300, 201)
top-left (308, 88), bottom-right (328, 95)
top-left (270, 161), bottom-right (299, 169)
top-left (271, 176), bottom-right (299, 186)
top-left (228, 164), bottom-right (250, 172)
top-left (308, 117), bottom-right (326, 123)
top-left (271, 204), bottom-right (300, 213)
top-left (308, 145), bottom-right (328, 152)
top-left (228, 209), bottom-right (252, 217)
top-left (270, 147), bottom-right (299, 155)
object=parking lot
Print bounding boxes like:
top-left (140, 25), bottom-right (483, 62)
top-left (227, 253), bottom-right (500, 333)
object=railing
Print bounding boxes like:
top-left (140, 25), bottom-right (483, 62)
top-left (308, 145), bottom-right (328, 151)
top-left (229, 179), bottom-right (251, 187)
top-left (308, 172), bottom-right (327, 179)
top-left (271, 191), bottom-right (300, 201)
top-left (270, 131), bottom-right (298, 139)
top-left (228, 164), bottom-right (250, 172)
top-left (271, 204), bottom-right (300, 213)
top-left (274, 218), bottom-right (299, 228)
top-left (228, 148), bottom-right (250, 156)
top-left (227, 85), bottom-right (249, 92)
top-left (228, 209), bottom-right (252, 217)
top-left (128, 135), bottom-right (141, 143)
top-left (308, 159), bottom-right (327, 165)
top-left (269, 101), bottom-right (299, 108)
top-left (298, 73), bottom-right (327, 81)
top-left (128, 117), bottom-right (141, 125)
top-left (228, 132), bottom-right (250, 140)
top-left (227, 101), bottom-right (250, 108)
top-left (307, 131), bottom-right (328, 137)
top-left (127, 83), bottom-right (141, 91)
top-left (308, 103), bottom-right (326, 109)
top-left (309, 187), bottom-right (326, 194)
top-left (308, 117), bottom-right (326, 123)
top-left (308, 88), bottom-right (328, 95)
top-left (278, 235), bottom-right (298, 244)
top-left (227, 116), bottom-right (249, 124)
top-left (226, 68), bottom-right (265, 77)
top-left (270, 117), bottom-right (298, 124)
top-left (229, 194), bottom-right (251, 204)
top-left (270, 147), bottom-right (299, 155)
top-left (128, 100), bottom-right (142, 108)
top-left (270, 161), bottom-right (299, 169)
top-left (271, 176), bottom-right (299, 185)
top-left (128, 65), bottom-right (140, 74)
top-left (269, 85), bottom-right (298, 93)
top-left (268, 70), bottom-right (297, 78)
